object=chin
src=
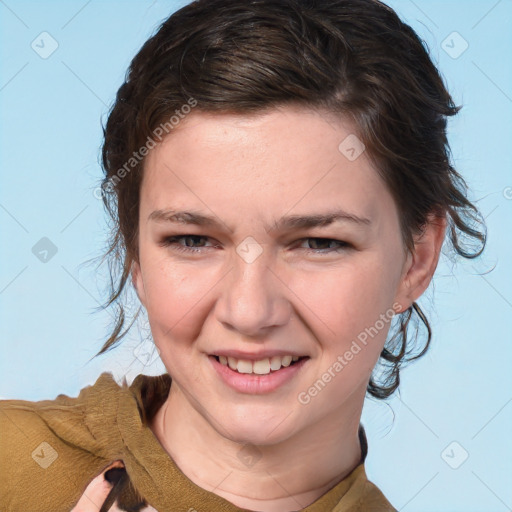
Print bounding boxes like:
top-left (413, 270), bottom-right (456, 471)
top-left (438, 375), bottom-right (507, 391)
top-left (207, 405), bottom-right (299, 447)
top-left (221, 425), bottom-right (287, 447)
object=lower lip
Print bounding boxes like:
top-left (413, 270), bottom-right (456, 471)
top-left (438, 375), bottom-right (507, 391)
top-left (209, 356), bottom-right (308, 394)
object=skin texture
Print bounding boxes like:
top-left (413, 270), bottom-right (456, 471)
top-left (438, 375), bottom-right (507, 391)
top-left (131, 106), bottom-right (446, 511)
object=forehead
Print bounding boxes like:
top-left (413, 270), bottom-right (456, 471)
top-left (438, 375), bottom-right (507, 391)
top-left (140, 106), bottom-right (393, 228)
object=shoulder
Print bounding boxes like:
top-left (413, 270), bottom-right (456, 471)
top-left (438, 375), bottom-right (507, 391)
top-left (0, 372), bottom-right (128, 511)
top-left (360, 478), bottom-right (397, 512)
top-left (0, 372), bottom-right (123, 452)
top-left (330, 463), bottom-right (397, 512)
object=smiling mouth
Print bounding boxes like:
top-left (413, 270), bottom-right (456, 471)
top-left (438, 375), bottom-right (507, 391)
top-left (212, 355), bottom-right (309, 375)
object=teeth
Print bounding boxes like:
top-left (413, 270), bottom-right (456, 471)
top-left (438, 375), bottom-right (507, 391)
top-left (237, 360), bottom-right (253, 374)
top-left (253, 359), bottom-right (271, 375)
top-left (281, 355), bottom-right (292, 367)
top-left (217, 354), bottom-right (303, 374)
top-left (270, 356), bottom-right (282, 371)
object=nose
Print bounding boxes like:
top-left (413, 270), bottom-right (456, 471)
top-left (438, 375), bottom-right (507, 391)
top-left (214, 247), bottom-right (291, 338)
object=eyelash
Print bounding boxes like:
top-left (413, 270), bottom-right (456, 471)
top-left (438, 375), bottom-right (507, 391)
top-left (160, 235), bottom-right (350, 255)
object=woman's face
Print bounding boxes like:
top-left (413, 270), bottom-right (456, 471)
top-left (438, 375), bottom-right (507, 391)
top-left (132, 106), bottom-right (416, 445)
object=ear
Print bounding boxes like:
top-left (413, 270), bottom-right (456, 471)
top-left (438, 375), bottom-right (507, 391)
top-left (394, 214), bottom-right (447, 311)
top-left (131, 260), bottom-right (147, 307)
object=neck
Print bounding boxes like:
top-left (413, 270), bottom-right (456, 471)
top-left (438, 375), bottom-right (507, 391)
top-left (150, 385), bottom-right (365, 512)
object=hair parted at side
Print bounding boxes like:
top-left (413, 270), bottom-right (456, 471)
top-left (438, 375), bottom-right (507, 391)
top-left (95, 0), bottom-right (486, 399)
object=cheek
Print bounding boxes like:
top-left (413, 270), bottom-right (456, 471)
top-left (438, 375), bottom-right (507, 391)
top-left (142, 264), bottom-right (212, 384)
top-left (140, 258), bottom-right (208, 346)
top-left (290, 257), bottom-right (401, 385)
top-left (294, 269), bottom-right (394, 392)
top-left (291, 260), bottom-right (396, 336)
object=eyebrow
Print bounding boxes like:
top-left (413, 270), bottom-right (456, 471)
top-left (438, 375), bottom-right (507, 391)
top-left (147, 208), bottom-right (371, 232)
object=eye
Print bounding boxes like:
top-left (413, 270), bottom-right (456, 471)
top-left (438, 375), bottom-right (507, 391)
top-left (159, 235), bottom-right (351, 256)
top-left (160, 235), bottom-right (216, 253)
top-left (297, 237), bottom-right (350, 254)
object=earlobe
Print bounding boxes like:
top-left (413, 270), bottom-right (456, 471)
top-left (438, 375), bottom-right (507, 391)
top-left (131, 260), bottom-right (146, 306)
top-left (395, 215), bottom-right (447, 310)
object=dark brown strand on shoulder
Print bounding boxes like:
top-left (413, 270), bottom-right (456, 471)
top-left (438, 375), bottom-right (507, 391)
top-left (100, 467), bottom-right (148, 512)
top-left (136, 373), bottom-right (172, 426)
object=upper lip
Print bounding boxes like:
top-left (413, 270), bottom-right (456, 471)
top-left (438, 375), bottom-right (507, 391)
top-left (210, 350), bottom-right (308, 361)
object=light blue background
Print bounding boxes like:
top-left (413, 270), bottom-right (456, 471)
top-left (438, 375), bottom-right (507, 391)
top-left (0, 1), bottom-right (511, 511)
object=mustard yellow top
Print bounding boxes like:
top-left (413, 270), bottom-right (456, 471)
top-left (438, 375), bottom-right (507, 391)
top-left (0, 372), bottom-right (396, 511)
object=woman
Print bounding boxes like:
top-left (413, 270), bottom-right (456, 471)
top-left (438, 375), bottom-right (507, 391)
top-left (0, 0), bottom-right (486, 511)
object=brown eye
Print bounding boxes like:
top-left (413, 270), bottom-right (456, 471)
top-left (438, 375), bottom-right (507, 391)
top-left (160, 235), bottom-right (214, 253)
top-left (298, 238), bottom-right (350, 253)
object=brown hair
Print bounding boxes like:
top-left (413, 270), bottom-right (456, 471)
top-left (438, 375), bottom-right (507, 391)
top-left (94, 0), bottom-right (486, 399)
